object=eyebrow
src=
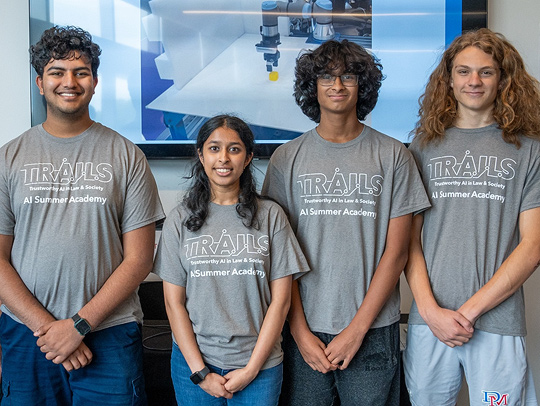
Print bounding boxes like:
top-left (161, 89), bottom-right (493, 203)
top-left (206, 140), bottom-right (243, 146)
top-left (454, 64), bottom-right (497, 70)
top-left (45, 65), bottom-right (91, 73)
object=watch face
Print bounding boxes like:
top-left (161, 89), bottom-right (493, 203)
top-left (190, 372), bottom-right (203, 385)
top-left (190, 366), bottom-right (209, 385)
top-left (74, 318), bottom-right (91, 335)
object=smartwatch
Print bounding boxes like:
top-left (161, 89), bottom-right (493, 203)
top-left (71, 313), bottom-right (92, 336)
top-left (190, 366), bottom-right (210, 385)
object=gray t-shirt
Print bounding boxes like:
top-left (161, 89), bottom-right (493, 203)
top-left (262, 126), bottom-right (430, 334)
top-left (0, 123), bottom-right (165, 330)
top-left (408, 125), bottom-right (540, 336)
top-left (153, 199), bottom-right (309, 370)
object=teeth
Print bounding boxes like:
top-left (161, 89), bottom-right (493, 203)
top-left (216, 169), bottom-right (231, 173)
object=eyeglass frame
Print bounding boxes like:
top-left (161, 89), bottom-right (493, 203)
top-left (317, 73), bottom-right (359, 87)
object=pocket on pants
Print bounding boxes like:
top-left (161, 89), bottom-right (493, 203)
top-left (131, 375), bottom-right (146, 406)
top-left (1, 380), bottom-right (10, 405)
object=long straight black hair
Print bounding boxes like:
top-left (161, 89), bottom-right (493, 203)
top-left (183, 115), bottom-right (260, 232)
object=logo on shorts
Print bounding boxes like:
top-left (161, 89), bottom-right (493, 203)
top-left (482, 391), bottom-right (508, 406)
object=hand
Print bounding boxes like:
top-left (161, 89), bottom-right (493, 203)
top-left (223, 367), bottom-right (257, 393)
top-left (61, 342), bottom-right (93, 372)
top-left (199, 373), bottom-right (233, 399)
top-left (35, 319), bottom-right (84, 364)
top-left (324, 326), bottom-right (364, 370)
top-left (293, 329), bottom-right (337, 374)
top-left (423, 306), bottom-right (474, 347)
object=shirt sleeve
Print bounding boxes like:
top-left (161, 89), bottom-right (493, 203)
top-left (262, 156), bottom-right (290, 217)
top-left (266, 204), bottom-right (310, 281)
top-left (121, 153), bottom-right (165, 233)
top-left (0, 148), bottom-right (15, 235)
top-left (520, 146), bottom-right (540, 213)
top-left (153, 208), bottom-right (187, 286)
top-left (389, 145), bottom-right (431, 218)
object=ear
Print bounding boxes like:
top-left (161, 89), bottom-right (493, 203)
top-left (36, 76), bottom-right (44, 95)
top-left (244, 152), bottom-right (253, 168)
top-left (198, 149), bottom-right (204, 164)
top-left (450, 79), bottom-right (453, 88)
top-left (93, 76), bottom-right (98, 94)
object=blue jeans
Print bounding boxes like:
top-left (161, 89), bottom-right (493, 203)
top-left (279, 321), bottom-right (400, 406)
top-left (171, 342), bottom-right (283, 406)
top-left (0, 314), bottom-right (147, 406)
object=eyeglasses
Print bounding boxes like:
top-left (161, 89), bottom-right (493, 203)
top-left (317, 74), bottom-right (359, 87)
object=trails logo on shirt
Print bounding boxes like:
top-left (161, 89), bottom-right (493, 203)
top-left (482, 391), bottom-right (508, 406)
top-left (21, 159), bottom-right (113, 185)
top-left (185, 229), bottom-right (269, 259)
top-left (427, 151), bottom-right (516, 181)
top-left (297, 168), bottom-right (383, 197)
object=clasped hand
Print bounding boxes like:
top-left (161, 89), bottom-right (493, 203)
top-left (34, 319), bottom-right (93, 371)
top-left (296, 328), bottom-right (363, 373)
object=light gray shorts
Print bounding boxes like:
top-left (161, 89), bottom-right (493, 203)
top-left (403, 324), bottom-right (537, 406)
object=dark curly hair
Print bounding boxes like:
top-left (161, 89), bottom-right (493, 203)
top-left (294, 39), bottom-right (384, 123)
top-left (30, 26), bottom-right (101, 77)
top-left (183, 115), bottom-right (261, 232)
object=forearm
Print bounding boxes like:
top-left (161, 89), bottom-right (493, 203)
top-left (0, 254), bottom-right (55, 331)
top-left (77, 224), bottom-right (155, 329)
top-left (348, 245), bottom-right (407, 335)
top-left (460, 239), bottom-right (540, 323)
top-left (287, 279), bottom-right (311, 339)
top-left (403, 213), bottom-right (442, 320)
top-left (163, 283), bottom-right (206, 372)
top-left (245, 277), bottom-right (292, 374)
top-left (78, 257), bottom-right (152, 329)
top-left (347, 214), bottom-right (411, 335)
top-left (459, 208), bottom-right (540, 324)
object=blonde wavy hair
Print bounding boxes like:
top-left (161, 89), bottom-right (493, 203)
top-left (414, 28), bottom-right (540, 148)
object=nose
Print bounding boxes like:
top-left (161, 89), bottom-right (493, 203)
top-left (62, 71), bottom-right (77, 87)
top-left (218, 149), bottom-right (229, 163)
top-left (468, 71), bottom-right (482, 86)
top-left (331, 76), bottom-right (346, 90)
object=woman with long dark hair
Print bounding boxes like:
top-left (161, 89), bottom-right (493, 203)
top-left (154, 115), bottom-right (309, 405)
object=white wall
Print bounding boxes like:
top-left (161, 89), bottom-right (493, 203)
top-left (1, 1), bottom-right (540, 403)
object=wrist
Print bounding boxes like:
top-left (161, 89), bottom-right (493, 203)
top-left (71, 313), bottom-right (92, 336)
top-left (457, 304), bottom-right (479, 325)
top-left (417, 299), bottom-right (441, 322)
top-left (190, 366), bottom-right (210, 385)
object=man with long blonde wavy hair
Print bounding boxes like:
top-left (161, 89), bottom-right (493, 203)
top-left (403, 28), bottom-right (540, 406)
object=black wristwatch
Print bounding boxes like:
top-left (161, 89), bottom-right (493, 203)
top-left (71, 313), bottom-right (92, 336)
top-left (190, 366), bottom-right (210, 385)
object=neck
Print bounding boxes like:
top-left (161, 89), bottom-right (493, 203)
top-left (42, 112), bottom-right (94, 138)
top-left (317, 112), bottom-right (364, 143)
top-left (454, 108), bottom-right (495, 129)
top-left (210, 185), bottom-right (241, 206)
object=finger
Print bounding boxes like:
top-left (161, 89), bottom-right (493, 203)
top-left (62, 361), bottom-right (74, 372)
top-left (69, 358), bottom-right (82, 370)
top-left (45, 352), bottom-right (57, 361)
top-left (339, 359), bottom-right (350, 370)
top-left (82, 347), bottom-right (93, 363)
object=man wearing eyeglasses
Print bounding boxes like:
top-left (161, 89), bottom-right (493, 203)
top-left (262, 40), bottom-right (429, 405)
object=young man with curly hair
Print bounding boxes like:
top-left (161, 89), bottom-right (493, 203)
top-left (0, 26), bottom-right (164, 404)
top-left (262, 39), bottom-right (430, 405)
top-left (403, 28), bottom-right (540, 406)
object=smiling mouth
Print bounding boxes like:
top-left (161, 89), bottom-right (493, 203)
top-left (216, 168), bottom-right (232, 174)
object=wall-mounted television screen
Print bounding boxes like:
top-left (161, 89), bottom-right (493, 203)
top-left (29, 0), bottom-right (487, 158)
